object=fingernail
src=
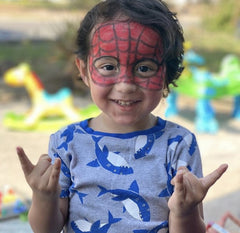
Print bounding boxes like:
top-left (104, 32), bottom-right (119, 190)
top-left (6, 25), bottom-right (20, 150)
top-left (177, 169), bottom-right (184, 175)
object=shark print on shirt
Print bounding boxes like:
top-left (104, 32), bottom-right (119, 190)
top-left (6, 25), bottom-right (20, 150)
top-left (57, 124), bottom-right (76, 151)
top-left (48, 118), bottom-right (203, 233)
top-left (57, 123), bottom-right (85, 151)
top-left (71, 211), bottom-right (121, 233)
top-left (158, 162), bottom-right (175, 198)
top-left (134, 130), bottom-right (164, 160)
top-left (168, 134), bottom-right (197, 157)
top-left (69, 181), bottom-right (88, 204)
top-left (87, 136), bottom-right (134, 175)
top-left (133, 220), bottom-right (168, 233)
top-left (98, 180), bottom-right (150, 222)
top-left (53, 153), bottom-right (71, 178)
top-left (183, 133), bottom-right (197, 156)
top-left (134, 134), bottom-right (155, 159)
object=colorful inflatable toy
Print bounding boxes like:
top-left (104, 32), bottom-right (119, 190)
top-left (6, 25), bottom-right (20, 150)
top-left (166, 51), bottom-right (240, 133)
top-left (3, 63), bottom-right (99, 131)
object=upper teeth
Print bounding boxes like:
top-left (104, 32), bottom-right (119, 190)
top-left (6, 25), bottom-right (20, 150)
top-left (116, 100), bottom-right (133, 106)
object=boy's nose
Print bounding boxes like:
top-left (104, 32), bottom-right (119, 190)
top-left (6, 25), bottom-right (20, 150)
top-left (114, 65), bottom-right (138, 92)
top-left (117, 74), bottom-right (134, 84)
top-left (114, 80), bottom-right (137, 93)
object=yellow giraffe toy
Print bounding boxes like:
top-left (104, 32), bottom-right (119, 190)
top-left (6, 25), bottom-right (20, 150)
top-left (4, 63), bottom-right (80, 128)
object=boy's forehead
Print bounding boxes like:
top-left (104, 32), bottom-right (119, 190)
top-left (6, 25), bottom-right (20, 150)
top-left (91, 21), bottom-right (163, 60)
top-left (93, 21), bottom-right (160, 40)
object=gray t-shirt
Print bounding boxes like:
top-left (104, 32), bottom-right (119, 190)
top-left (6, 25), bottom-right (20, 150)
top-left (48, 117), bottom-right (203, 233)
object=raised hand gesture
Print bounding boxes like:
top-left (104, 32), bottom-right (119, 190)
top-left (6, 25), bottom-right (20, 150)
top-left (168, 164), bottom-right (228, 217)
top-left (16, 147), bottom-right (68, 233)
top-left (16, 146), bottom-right (61, 201)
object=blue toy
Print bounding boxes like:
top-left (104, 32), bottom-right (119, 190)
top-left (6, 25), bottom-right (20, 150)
top-left (166, 49), bottom-right (240, 133)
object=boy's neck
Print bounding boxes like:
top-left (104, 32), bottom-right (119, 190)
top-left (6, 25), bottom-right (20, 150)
top-left (88, 114), bottom-right (158, 134)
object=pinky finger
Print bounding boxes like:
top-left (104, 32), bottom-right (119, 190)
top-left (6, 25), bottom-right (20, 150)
top-left (202, 164), bottom-right (228, 190)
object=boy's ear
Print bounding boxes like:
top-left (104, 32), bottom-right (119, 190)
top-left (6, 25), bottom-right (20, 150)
top-left (75, 58), bottom-right (89, 86)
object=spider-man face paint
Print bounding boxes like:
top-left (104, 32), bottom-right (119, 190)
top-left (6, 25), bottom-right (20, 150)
top-left (89, 21), bottom-right (166, 90)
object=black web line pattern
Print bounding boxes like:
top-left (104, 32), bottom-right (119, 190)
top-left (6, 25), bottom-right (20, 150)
top-left (90, 22), bottom-right (165, 90)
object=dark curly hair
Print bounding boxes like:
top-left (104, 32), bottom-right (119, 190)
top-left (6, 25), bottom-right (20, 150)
top-left (76, 0), bottom-right (184, 90)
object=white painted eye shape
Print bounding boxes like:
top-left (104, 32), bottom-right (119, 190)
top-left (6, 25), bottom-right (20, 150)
top-left (135, 60), bottom-right (158, 78)
top-left (94, 57), bottom-right (119, 77)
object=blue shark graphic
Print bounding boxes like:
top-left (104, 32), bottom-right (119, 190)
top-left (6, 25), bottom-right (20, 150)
top-left (134, 131), bottom-right (164, 160)
top-left (168, 135), bottom-right (183, 147)
top-left (134, 134), bottom-right (155, 159)
top-left (70, 182), bottom-right (88, 204)
top-left (168, 134), bottom-right (197, 157)
top-left (60, 189), bottom-right (70, 198)
top-left (71, 211), bottom-right (121, 233)
top-left (57, 124), bottom-right (76, 151)
top-left (53, 153), bottom-right (71, 178)
top-left (133, 220), bottom-right (168, 233)
top-left (172, 159), bottom-right (192, 174)
top-left (158, 162), bottom-right (175, 197)
top-left (185, 133), bottom-right (197, 156)
top-left (57, 124), bottom-right (85, 151)
top-left (87, 136), bottom-right (133, 175)
top-left (187, 165), bottom-right (192, 171)
top-left (98, 180), bottom-right (150, 222)
top-left (53, 153), bottom-right (88, 200)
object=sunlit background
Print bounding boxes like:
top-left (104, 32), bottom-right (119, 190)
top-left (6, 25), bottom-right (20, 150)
top-left (0, 0), bottom-right (239, 232)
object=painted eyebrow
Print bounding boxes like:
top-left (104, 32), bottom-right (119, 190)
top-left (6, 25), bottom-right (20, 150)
top-left (133, 58), bottom-right (161, 68)
top-left (93, 56), bottom-right (119, 62)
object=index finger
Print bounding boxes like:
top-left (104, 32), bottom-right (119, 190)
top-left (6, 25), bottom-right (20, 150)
top-left (202, 164), bottom-right (228, 190)
top-left (16, 146), bottom-right (34, 176)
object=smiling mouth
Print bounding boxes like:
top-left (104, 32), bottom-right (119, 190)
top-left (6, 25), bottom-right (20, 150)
top-left (113, 100), bottom-right (139, 106)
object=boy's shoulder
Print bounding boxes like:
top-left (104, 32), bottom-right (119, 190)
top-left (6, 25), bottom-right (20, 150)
top-left (163, 118), bottom-right (195, 137)
top-left (51, 119), bottom-right (88, 138)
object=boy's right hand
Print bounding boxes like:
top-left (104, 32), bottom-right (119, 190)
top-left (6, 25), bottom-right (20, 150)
top-left (16, 146), bottom-right (61, 201)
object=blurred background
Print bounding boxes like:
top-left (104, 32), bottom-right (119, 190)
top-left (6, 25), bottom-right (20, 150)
top-left (0, 0), bottom-right (239, 232)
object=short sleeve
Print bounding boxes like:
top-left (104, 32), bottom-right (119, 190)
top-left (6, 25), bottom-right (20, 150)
top-left (48, 132), bottom-right (72, 198)
top-left (168, 132), bottom-right (203, 179)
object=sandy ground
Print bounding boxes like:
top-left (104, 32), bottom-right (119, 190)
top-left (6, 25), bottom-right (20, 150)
top-left (0, 94), bottom-right (239, 232)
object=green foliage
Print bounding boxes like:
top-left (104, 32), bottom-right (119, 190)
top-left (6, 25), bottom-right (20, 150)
top-left (184, 27), bottom-right (240, 72)
top-left (0, 0), bottom-right (101, 10)
top-left (54, 18), bottom-right (89, 93)
top-left (0, 41), bottom-right (54, 67)
top-left (203, 0), bottom-right (240, 32)
top-left (68, 0), bottom-right (100, 9)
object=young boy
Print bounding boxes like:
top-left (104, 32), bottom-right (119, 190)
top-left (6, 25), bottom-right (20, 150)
top-left (17, 0), bottom-right (228, 232)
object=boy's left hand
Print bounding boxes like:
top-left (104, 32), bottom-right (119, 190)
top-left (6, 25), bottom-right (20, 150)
top-left (168, 164), bottom-right (228, 217)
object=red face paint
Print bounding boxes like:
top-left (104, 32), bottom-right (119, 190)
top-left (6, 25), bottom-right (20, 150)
top-left (89, 21), bottom-right (165, 90)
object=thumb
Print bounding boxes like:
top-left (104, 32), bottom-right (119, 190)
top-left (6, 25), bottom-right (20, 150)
top-left (173, 168), bottom-right (185, 194)
top-left (202, 164), bottom-right (228, 190)
top-left (48, 158), bottom-right (61, 189)
top-left (16, 146), bottom-right (34, 177)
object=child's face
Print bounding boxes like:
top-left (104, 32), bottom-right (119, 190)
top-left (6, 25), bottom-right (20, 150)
top-left (78, 21), bottom-right (166, 130)
top-left (89, 21), bottom-right (166, 90)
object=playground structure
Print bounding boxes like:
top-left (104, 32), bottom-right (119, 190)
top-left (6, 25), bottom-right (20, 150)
top-left (3, 63), bottom-right (99, 131)
top-left (165, 50), bottom-right (240, 133)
